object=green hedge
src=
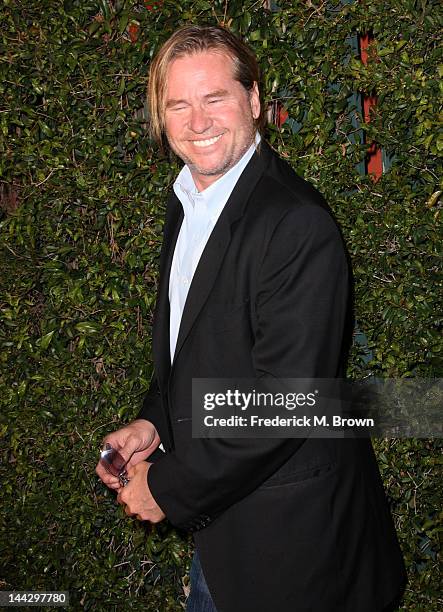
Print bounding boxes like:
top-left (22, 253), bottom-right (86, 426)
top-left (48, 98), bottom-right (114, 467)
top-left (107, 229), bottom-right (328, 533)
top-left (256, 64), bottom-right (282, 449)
top-left (0, 1), bottom-right (441, 610)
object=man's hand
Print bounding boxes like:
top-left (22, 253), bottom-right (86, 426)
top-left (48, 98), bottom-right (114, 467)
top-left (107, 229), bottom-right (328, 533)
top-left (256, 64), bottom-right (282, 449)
top-left (117, 462), bottom-right (166, 523)
top-left (95, 419), bottom-right (160, 490)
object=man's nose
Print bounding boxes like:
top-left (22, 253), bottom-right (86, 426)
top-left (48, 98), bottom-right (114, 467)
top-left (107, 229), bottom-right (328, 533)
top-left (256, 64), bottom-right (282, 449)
top-left (188, 107), bottom-right (212, 133)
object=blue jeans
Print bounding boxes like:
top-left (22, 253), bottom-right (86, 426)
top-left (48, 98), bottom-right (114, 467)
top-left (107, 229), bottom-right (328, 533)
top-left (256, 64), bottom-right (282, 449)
top-left (186, 551), bottom-right (218, 612)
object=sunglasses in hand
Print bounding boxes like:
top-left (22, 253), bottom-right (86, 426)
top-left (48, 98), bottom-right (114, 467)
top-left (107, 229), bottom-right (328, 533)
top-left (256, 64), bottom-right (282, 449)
top-left (100, 443), bottom-right (130, 487)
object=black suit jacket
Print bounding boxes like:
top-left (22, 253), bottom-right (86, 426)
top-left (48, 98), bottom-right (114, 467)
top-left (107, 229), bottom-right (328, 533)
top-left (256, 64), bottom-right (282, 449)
top-left (138, 143), bottom-right (406, 611)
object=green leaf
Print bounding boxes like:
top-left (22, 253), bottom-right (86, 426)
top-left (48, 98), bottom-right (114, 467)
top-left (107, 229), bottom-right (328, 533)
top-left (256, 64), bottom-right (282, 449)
top-left (75, 322), bottom-right (101, 335)
top-left (37, 330), bottom-right (55, 350)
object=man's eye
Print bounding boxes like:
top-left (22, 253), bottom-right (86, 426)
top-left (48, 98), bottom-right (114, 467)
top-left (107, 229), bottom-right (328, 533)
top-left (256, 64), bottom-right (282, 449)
top-left (208, 99), bottom-right (222, 104)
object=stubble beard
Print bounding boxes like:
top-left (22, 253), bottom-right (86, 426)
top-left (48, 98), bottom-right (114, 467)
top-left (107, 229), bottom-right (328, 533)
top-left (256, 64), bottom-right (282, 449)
top-left (169, 123), bottom-right (256, 178)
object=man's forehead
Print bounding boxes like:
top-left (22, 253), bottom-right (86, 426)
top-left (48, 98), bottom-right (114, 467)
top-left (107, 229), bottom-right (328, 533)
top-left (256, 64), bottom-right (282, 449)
top-left (166, 50), bottom-right (236, 81)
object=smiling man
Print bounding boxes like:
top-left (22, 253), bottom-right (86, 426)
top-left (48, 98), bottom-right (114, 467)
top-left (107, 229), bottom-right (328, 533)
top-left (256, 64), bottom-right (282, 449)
top-left (164, 51), bottom-right (259, 189)
top-left (96, 25), bottom-right (406, 612)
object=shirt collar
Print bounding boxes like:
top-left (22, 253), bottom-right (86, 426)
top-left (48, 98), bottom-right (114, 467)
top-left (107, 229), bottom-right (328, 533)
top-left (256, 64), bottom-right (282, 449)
top-left (173, 133), bottom-right (261, 222)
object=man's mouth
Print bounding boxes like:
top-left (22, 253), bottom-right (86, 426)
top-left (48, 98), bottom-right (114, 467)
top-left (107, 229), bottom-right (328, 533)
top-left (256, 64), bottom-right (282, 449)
top-left (191, 134), bottom-right (223, 148)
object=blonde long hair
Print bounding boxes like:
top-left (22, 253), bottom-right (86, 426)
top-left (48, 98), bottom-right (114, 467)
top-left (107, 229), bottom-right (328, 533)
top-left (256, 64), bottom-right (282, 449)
top-left (147, 25), bottom-right (265, 148)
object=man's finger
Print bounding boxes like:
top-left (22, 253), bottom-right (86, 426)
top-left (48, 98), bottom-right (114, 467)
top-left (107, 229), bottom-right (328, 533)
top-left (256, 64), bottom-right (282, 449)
top-left (112, 434), bottom-right (142, 464)
top-left (126, 465), bottom-right (136, 478)
top-left (126, 461), bottom-right (150, 479)
top-left (95, 462), bottom-right (121, 488)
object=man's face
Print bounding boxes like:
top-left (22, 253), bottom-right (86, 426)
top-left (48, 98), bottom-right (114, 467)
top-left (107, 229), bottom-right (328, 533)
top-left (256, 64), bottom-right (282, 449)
top-left (164, 51), bottom-right (260, 191)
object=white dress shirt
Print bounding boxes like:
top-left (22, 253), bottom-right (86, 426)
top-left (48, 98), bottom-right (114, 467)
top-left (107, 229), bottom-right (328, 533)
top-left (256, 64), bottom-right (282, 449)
top-left (169, 134), bottom-right (260, 363)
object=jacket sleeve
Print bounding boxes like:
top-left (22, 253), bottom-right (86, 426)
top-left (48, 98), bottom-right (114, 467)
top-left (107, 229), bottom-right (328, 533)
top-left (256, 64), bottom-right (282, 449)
top-left (147, 204), bottom-right (349, 531)
top-left (135, 376), bottom-right (167, 445)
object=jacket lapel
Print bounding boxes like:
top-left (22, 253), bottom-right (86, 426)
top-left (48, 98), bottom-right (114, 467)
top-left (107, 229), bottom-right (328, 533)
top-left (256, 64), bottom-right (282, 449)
top-left (171, 143), bottom-right (270, 366)
top-left (152, 191), bottom-right (183, 386)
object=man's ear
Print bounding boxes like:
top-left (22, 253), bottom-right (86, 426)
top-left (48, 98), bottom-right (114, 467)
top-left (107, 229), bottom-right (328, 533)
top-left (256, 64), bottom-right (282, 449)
top-left (250, 82), bottom-right (261, 120)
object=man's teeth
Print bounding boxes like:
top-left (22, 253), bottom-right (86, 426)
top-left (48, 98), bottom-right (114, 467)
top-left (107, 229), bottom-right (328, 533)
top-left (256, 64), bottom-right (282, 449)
top-left (192, 135), bottom-right (222, 148)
